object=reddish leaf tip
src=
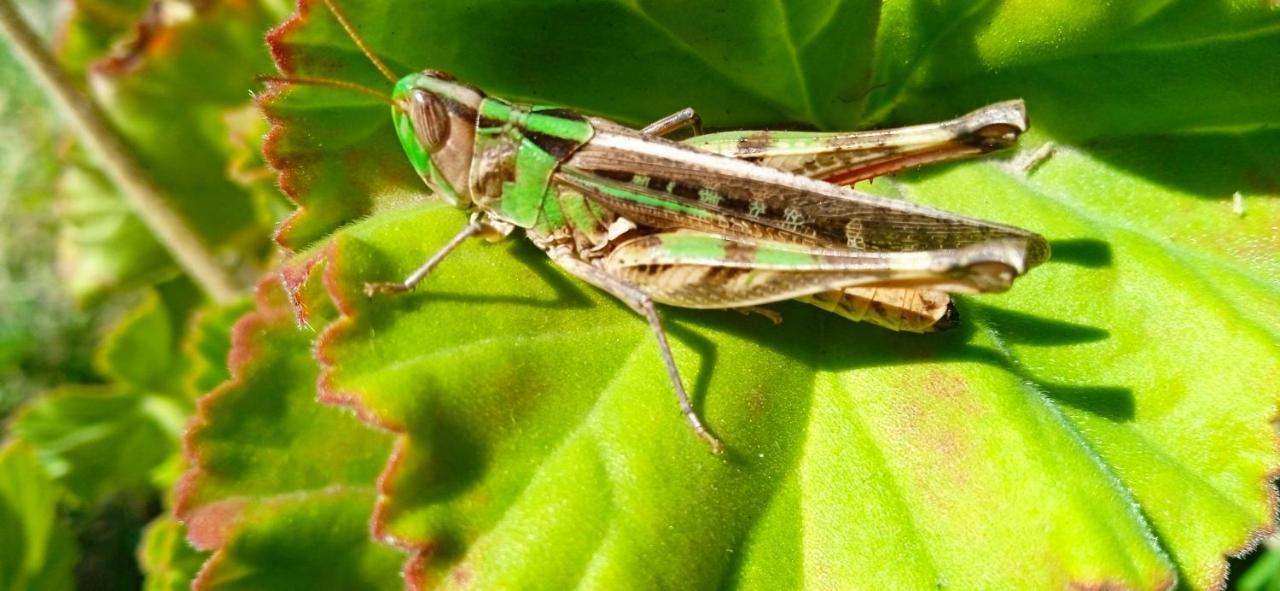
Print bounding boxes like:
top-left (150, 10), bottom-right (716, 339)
top-left (184, 498), bottom-right (249, 551)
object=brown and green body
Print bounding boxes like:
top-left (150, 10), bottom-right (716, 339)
top-left (296, 0), bottom-right (1048, 453)
top-left (370, 71), bottom-right (1045, 452)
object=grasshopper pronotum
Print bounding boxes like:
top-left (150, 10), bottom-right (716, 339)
top-left (271, 0), bottom-right (1049, 454)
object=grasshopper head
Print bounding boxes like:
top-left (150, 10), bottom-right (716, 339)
top-left (391, 71), bottom-right (485, 208)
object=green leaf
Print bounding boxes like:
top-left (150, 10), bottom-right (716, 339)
top-left (175, 278), bottom-right (401, 589)
top-left (183, 300), bottom-right (254, 399)
top-left (1240, 540), bottom-right (1280, 591)
top-left (3, 281), bottom-right (243, 588)
top-left (314, 205), bottom-right (1184, 589)
top-left (869, 1), bottom-right (1280, 138)
top-left (14, 384), bottom-right (184, 500)
top-left (12, 289), bottom-right (191, 499)
top-left (54, 0), bottom-right (152, 76)
top-left (10, 283), bottom-right (237, 501)
top-left (50, 0), bottom-right (289, 300)
top-left (262, 1), bottom-right (1280, 588)
top-left (189, 489), bottom-right (402, 591)
top-left (53, 160), bottom-right (177, 301)
top-left (85, 1), bottom-right (278, 244)
top-left (97, 288), bottom-right (178, 390)
top-left (137, 515), bottom-right (206, 591)
top-left (0, 442), bottom-right (77, 591)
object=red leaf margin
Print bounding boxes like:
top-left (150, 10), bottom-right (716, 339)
top-left (173, 276), bottom-right (293, 540)
top-left (258, 0), bottom-right (422, 253)
top-left (308, 236), bottom-right (431, 587)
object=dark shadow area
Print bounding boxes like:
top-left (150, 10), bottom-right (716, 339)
top-left (393, 375), bottom-right (490, 523)
top-left (377, 227), bottom-right (1134, 456)
top-left (861, 0), bottom-right (1004, 127)
top-left (968, 302), bottom-right (1110, 346)
top-left (1076, 130), bottom-right (1280, 200)
top-left (663, 295), bottom-right (1133, 424)
top-left (663, 320), bottom-right (721, 424)
top-left (1036, 383), bottom-right (1134, 422)
top-left (965, 302), bottom-right (1133, 421)
top-left (1136, 506), bottom-right (1191, 589)
top-left (1226, 475), bottom-right (1280, 589)
top-left (1047, 238), bottom-right (1112, 268)
top-left (868, 0), bottom-right (1280, 207)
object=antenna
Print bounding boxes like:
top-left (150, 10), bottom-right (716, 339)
top-left (259, 75), bottom-right (399, 108)
top-left (318, 0), bottom-right (399, 83)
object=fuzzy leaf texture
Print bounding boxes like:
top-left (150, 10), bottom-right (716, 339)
top-left (258, 0), bottom-right (1280, 588)
top-left (175, 279), bottom-right (401, 589)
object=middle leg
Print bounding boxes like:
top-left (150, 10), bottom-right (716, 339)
top-left (548, 250), bottom-right (725, 454)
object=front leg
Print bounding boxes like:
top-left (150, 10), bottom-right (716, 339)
top-left (546, 249), bottom-right (725, 455)
top-left (641, 107), bottom-right (703, 138)
top-left (364, 217), bottom-right (483, 296)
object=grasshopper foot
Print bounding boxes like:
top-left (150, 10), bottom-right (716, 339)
top-left (683, 408), bottom-right (726, 455)
top-left (700, 430), bottom-right (726, 455)
top-left (363, 282), bottom-right (411, 297)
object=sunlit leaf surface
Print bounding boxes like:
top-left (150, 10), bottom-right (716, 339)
top-left (254, 0), bottom-right (1280, 587)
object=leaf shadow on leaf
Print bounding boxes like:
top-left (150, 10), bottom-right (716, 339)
top-left (1077, 131), bottom-right (1280, 201)
top-left (394, 397), bottom-right (486, 517)
top-left (865, 0), bottom-right (1003, 125)
top-left (663, 286), bottom-right (1134, 429)
top-left (1047, 238), bottom-right (1113, 268)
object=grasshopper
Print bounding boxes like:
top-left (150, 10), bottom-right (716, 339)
top-left (273, 0), bottom-right (1049, 454)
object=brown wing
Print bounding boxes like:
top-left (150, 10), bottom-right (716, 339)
top-left (560, 121), bottom-right (1048, 269)
top-left (683, 101), bottom-right (1027, 186)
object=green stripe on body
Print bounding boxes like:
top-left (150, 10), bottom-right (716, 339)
top-left (752, 246), bottom-right (819, 267)
top-left (477, 97), bottom-right (594, 228)
top-left (571, 175), bottom-right (714, 220)
top-left (657, 232), bottom-right (727, 261)
top-left (529, 107), bottom-right (594, 142)
top-left (558, 191), bottom-right (608, 242)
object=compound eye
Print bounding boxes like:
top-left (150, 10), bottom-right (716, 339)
top-left (409, 88), bottom-right (450, 150)
top-left (423, 69), bottom-right (457, 81)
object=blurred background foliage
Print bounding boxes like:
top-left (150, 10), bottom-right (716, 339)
top-left (2, 0), bottom-right (281, 587)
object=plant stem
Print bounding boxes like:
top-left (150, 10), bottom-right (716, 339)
top-left (0, 0), bottom-right (243, 303)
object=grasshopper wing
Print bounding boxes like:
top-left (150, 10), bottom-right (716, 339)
top-left (682, 101), bottom-right (1028, 186)
top-left (601, 230), bottom-right (1033, 310)
top-left (673, 102), bottom-right (1029, 332)
top-left (560, 125), bottom-right (1048, 269)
